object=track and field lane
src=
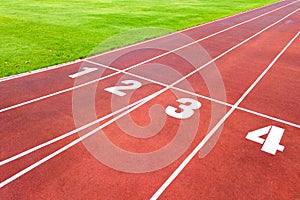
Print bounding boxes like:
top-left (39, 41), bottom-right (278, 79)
top-left (0, 73), bottom-right (165, 177)
top-left (1, 91), bottom-right (229, 199)
top-left (240, 32), bottom-right (300, 125)
top-left (150, 29), bottom-right (300, 200)
top-left (0, 62), bottom-right (117, 111)
top-left (158, 110), bottom-right (300, 199)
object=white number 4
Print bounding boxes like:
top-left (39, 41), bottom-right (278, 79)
top-left (246, 125), bottom-right (285, 155)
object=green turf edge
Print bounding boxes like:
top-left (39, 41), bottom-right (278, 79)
top-left (0, 0), bottom-right (279, 78)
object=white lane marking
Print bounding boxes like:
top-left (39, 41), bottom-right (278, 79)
top-left (246, 125), bottom-right (285, 155)
top-left (68, 67), bottom-right (98, 78)
top-left (0, 97), bottom-right (146, 166)
top-left (0, 2), bottom-right (298, 113)
top-left (87, 58), bottom-right (300, 130)
top-left (150, 30), bottom-right (300, 200)
top-left (0, 0), bottom-right (295, 83)
top-left (0, 71), bottom-right (120, 113)
top-left (246, 126), bottom-right (272, 144)
top-left (0, 88), bottom-right (167, 189)
top-left (104, 80), bottom-right (142, 97)
top-left (1, 12), bottom-right (299, 188)
top-left (261, 126), bottom-right (285, 154)
top-left (236, 107), bottom-right (300, 129)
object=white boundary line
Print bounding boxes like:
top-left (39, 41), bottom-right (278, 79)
top-left (0, 0), bottom-right (298, 83)
top-left (0, 3), bottom-right (297, 113)
top-left (150, 30), bottom-right (300, 200)
top-left (0, 10), bottom-right (298, 189)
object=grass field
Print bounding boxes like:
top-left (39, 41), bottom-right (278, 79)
top-left (0, 0), bottom-right (278, 78)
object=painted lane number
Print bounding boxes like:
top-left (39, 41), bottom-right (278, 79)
top-left (104, 80), bottom-right (142, 97)
top-left (104, 80), bottom-right (201, 119)
top-left (69, 67), bottom-right (98, 78)
top-left (246, 125), bottom-right (285, 155)
top-left (165, 98), bottom-right (201, 119)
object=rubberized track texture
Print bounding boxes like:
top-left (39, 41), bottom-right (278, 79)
top-left (0, 0), bottom-right (299, 199)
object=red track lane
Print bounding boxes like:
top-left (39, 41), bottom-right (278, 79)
top-left (240, 35), bottom-right (300, 124)
top-left (160, 110), bottom-right (300, 199)
top-left (1, 1), bottom-right (300, 199)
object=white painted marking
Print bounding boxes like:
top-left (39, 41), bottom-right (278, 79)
top-left (87, 60), bottom-right (300, 129)
top-left (246, 125), bottom-right (272, 144)
top-left (165, 98), bottom-right (201, 119)
top-left (0, 0), bottom-right (295, 83)
top-left (150, 30), bottom-right (300, 200)
top-left (261, 126), bottom-right (285, 154)
top-left (104, 80), bottom-right (142, 96)
top-left (236, 107), bottom-right (300, 129)
top-left (0, 71), bottom-right (120, 113)
top-left (246, 125), bottom-right (285, 155)
top-left (0, 88), bottom-right (165, 188)
top-left (1, 9), bottom-right (299, 189)
top-left (0, 1), bottom-right (298, 113)
top-left (68, 67), bottom-right (98, 78)
top-left (0, 97), bottom-right (144, 166)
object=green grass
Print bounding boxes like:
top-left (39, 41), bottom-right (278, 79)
top-left (0, 0), bottom-right (278, 78)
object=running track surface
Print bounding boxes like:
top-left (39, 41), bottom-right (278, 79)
top-left (1, 0), bottom-right (299, 199)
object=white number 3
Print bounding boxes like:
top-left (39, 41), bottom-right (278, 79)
top-left (165, 98), bottom-right (201, 119)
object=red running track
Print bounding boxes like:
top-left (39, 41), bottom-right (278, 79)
top-left (0, 0), bottom-right (299, 199)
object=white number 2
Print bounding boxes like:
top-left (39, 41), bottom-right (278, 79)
top-left (104, 80), bottom-right (142, 97)
top-left (165, 98), bottom-right (201, 119)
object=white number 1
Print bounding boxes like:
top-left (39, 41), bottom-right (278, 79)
top-left (165, 98), bottom-right (201, 119)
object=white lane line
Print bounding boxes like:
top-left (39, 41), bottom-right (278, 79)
top-left (0, 70), bottom-right (120, 113)
top-left (87, 60), bottom-right (300, 129)
top-left (0, 2), bottom-right (298, 113)
top-left (0, 97), bottom-right (147, 166)
top-left (1, 11), bottom-right (298, 189)
top-left (0, 0), bottom-right (295, 83)
top-left (236, 107), bottom-right (300, 129)
top-left (0, 88), bottom-right (168, 188)
top-left (150, 30), bottom-right (300, 200)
